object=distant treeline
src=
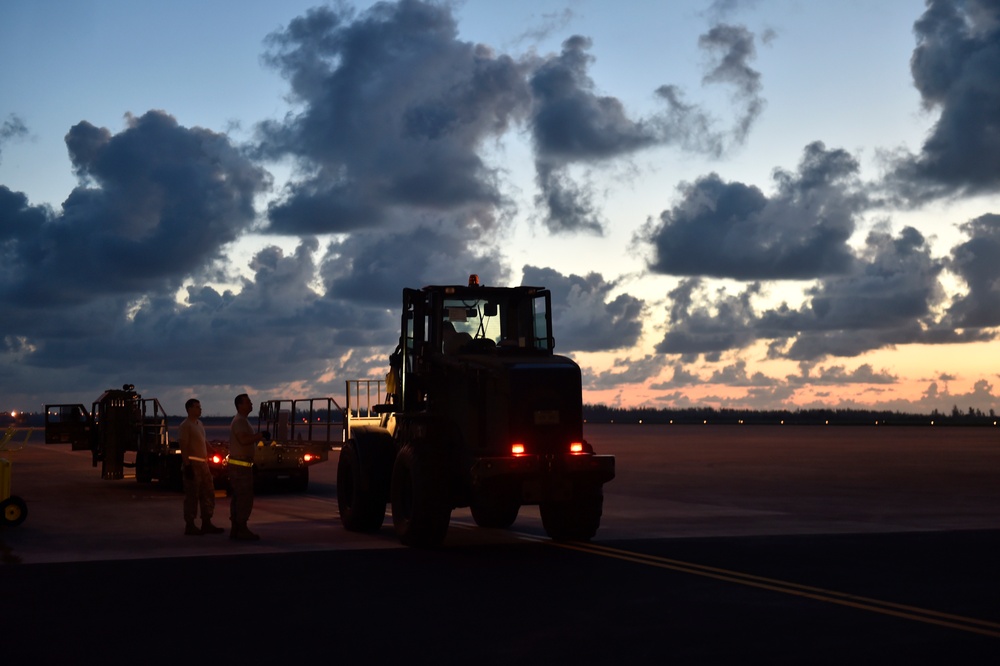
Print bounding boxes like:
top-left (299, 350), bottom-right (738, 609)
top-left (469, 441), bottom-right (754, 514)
top-left (5, 404), bottom-right (998, 428)
top-left (581, 404), bottom-right (1000, 426)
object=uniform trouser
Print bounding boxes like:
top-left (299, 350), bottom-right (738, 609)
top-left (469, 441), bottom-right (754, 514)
top-left (228, 465), bottom-right (255, 524)
top-left (183, 461), bottom-right (215, 523)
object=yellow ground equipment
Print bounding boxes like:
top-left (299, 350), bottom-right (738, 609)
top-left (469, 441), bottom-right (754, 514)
top-left (1, 426), bottom-right (31, 527)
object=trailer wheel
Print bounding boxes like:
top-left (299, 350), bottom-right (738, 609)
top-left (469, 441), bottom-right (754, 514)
top-left (1, 496), bottom-right (28, 527)
top-left (290, 468), bottom-right (309, 492)
top-left (540, 485), bottom-right (603, 542)
top-left (338, 441), bottom-right (386, 532)
top-left (135, 451), bottom-right (153, 484)
top-left (391, 445), bottom-right (451, 547)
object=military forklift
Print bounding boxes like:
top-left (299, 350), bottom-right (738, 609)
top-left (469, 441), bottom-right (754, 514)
top-left (338, 275), bottom-right (615, 547)
top-left (45, 384), bottom-right (187, 485)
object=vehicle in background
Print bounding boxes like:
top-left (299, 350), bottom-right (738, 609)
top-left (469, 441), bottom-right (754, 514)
top-left (45, 384), bottom-right (226, 488)
top-left (209, 397), bottom-right (337, 492)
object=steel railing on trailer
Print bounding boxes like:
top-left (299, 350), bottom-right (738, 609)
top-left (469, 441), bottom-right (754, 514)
top-left (345, 379), bottom-right (388, 441)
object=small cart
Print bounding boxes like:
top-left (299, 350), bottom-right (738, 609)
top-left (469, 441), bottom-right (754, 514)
top-left (1, 426), bottom-right (30, 527)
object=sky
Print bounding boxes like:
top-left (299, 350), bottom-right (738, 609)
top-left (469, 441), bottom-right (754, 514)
top-left (2, 0), bottom-right (1000, 416)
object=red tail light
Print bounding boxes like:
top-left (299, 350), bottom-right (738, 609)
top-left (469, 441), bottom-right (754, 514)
top-left (210, 454), bottom-right (223, 464)
top-left (303, 453), bottom-right (315, 462)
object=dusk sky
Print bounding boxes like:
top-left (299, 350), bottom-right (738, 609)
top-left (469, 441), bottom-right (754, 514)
top-left (2, 0), bottom-right (999, 416)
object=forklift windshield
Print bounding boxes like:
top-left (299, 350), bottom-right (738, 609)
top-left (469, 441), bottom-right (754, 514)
top-left (440, 290), bottom-right (552, 352)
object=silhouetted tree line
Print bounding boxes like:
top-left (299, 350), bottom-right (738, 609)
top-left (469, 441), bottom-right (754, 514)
top-left (5, 405), bottom-right (999, 428)
top-left (582, 404), bottom-right (999, 426)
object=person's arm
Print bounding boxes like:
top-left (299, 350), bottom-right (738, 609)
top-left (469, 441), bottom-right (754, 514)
top-left (179, 420), bottom-right (192, 464)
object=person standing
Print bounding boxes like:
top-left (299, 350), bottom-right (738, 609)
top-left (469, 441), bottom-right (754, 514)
top-left (228, 393), bottom-right (260, 540)
top-left (179, 398), bottom-right (224, 536)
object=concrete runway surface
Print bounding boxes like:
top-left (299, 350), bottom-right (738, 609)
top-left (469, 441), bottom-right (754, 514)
top-left (2, 424), bottom-right (998, 663)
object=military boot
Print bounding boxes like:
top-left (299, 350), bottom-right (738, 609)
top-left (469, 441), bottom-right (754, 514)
top-left (201, 518), bottom-right (225, 534)
top-left (230, 521), bottom-right (260, 541)
top-left (184, 521), bottom-right (203, 536)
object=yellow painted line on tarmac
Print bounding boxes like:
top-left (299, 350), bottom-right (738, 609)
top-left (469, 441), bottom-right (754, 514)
top-left (545, 540), bottom-right (1000, 639)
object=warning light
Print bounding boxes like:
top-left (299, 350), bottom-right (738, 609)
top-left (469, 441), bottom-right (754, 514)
top-left (469, 274), bottom-right (480, 287)
top-left (569, 442), bottom-right (585, 454)
top-left (511, 443), bottom-right (526, 456)
top-left (303, 453), bottom-right (315, 462)
top-left (210, 454), bottom-right (222, 464)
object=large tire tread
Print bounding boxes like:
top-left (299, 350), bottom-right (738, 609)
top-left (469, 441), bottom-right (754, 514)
top-left (540, 486), bottom-right (603, 542)
top-left (391, 444), bottom-right (451, 548)
top-left (338, 441), bottom-right (387, 532)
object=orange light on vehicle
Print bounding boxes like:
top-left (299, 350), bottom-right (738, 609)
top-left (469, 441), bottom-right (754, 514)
top-left (569, 442), bottom-right (585, 455)
top-left (511, 443), bottom-right (526, 456)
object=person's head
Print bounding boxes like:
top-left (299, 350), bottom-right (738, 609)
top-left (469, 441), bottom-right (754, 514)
top-left (235, 393), bottom-right (252, 415)
top-left (184, 398), bottom-right (201, 417)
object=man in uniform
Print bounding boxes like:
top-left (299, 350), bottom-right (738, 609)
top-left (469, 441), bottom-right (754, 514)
top-left (228, 393), bottom-right (260, 540)
top-left (179, 398), bottom-right (224, 536)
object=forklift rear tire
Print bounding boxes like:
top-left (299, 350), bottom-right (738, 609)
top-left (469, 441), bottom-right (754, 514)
top-left (540, 486), bottom-right (603, 542)
top-left (470, 486), bottom-right (520, 529)
top-left (1, 495), bottom-right (28, 527)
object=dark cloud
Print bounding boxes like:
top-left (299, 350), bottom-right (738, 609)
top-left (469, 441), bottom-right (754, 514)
top-left (321, 223), bottom-right (509, 307)
top-left (530, 24), bottom-right (767, 234)
top-left (656, 278), bottom-right (761, 358)
top-left (521, 265), bottom-right (644, 352)
top-left (759, 226), bottom-right (959, 360)
top-left (0, 111), bottom-right (268, 307)
top-left (656, 224), bottom-right (993, 363)
top-left (645, 142), bottom-right (864, 280)
top-left (944, 213), bottom-right (1000, 328)
top-left (0, 114), bottom-right (28, 162)
top-left (257, 1), bottom-right (531, 234)
top-left (530, 36), bottom-right (661, 162)
top-left (707, 359), bottom-right (778, 386)
top-left (786, 363), bottom-right (898, 386)
top-left (649, 361), bottom-right (703, 389)
top-left (698, 24), bottom-right (765, 144)
top-left (887, 0), bottom-right (1000, 201)
top-left (585, 355), bottom-right (669, 390)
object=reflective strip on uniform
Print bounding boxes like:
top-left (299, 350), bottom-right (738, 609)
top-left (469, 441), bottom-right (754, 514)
top-left (188, 456), bottom-right (206, 462)
top-left (228, 458), bottom-right (253, 467)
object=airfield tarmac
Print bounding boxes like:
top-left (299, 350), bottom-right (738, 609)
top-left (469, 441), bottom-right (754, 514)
top-left (2, 424), bottom-right (999, 663)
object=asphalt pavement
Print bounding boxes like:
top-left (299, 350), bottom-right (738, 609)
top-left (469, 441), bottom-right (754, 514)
top-left (2, 424), bottom-right (998, 664)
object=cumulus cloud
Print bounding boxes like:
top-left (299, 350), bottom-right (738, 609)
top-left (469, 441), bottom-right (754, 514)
top-left (758, 226), bottom-right (966, 360)
top-left (0, 114), bottom-right (28, 162)
top-left (698, 23), bottom-right (765, 144)
top-left (256, 1), bottom-right (531, 235)
top-left (649, 361), bottom-right (704, 389)
top-left (655, 223), bottom-right (994, 364)
top-left (943, 213), bottom-right (1000, 328)
top-left (530, 21), bottom-right (767, 234)
top-left (321, 224), bottom-right (509, 307)
top-left (521, 265), bottom-right (645, 352)
top-left (787, 363), bottom-right (898, 386)
top-left (585, 354), bottom-right (669, 390)
top-left (1, 111), bottom-right (268, 307)
top-left (886, 0), bottom-right (1000, 201)
top-left (644, 142), bottom-right (864, 280)
top-left (656, 278), bottom-right (761, 359)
